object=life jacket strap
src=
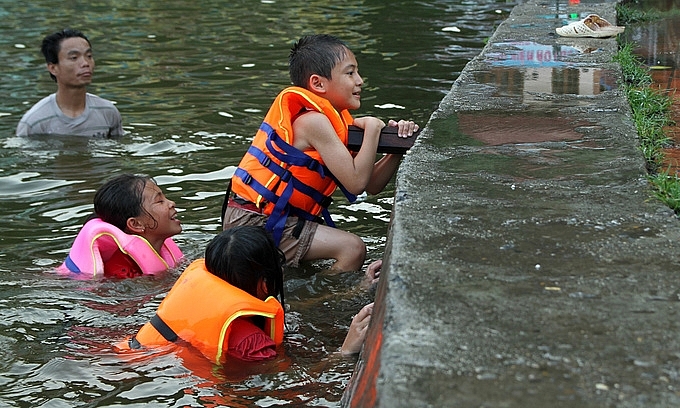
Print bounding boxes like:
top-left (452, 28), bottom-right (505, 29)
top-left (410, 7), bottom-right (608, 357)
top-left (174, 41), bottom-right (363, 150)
top-left (263, 122), bottom-right (357, 204)
top-left (63, 254), bottom-right (81, 274)
top-left (220, 179), bottom-right (233, 225)
top-left (261, 123), bottom-right (325, 172)
top-left (128, 336), bottom-right (141, 349)
top-left (150, 313), bottom-right (178, 342)
top-left (247, 144), bottom-right (332, 207)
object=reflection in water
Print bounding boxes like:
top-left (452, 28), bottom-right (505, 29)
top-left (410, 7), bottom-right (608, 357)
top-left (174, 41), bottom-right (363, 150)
top-left (457, 112), bottom-right (592, 146)
top-left (480, 41), bottom-right (618, 104)
top-left (627, 13), bottom-right (680, 171)
top-left (476, 66), bottom-right (618, 102)
top-left (487, 41), bottom-right (585, 67)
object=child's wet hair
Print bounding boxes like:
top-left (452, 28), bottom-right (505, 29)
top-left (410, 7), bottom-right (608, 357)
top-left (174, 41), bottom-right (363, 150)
top-left (204, 226), bottom-right (285, 308)
top-left (92, 173), bottom-right (157, 232)
top-left (289, 34), bottom-right (349, 88)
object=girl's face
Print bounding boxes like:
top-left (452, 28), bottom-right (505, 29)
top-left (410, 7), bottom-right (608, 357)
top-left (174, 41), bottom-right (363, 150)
top-left (137, 182), bottom-right (182, 241)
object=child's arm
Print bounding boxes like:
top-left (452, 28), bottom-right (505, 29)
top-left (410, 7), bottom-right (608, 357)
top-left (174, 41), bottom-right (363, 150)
top-left (365, 119), bottom-right (419, 194)
top-left (293, 111), bottom-right (385, 195)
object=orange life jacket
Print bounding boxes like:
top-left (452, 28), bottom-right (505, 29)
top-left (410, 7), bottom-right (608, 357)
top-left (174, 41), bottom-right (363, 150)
top-left (56, 217), bottom-right (183, 278)
top-left (119, 259), bottom-right (284, 365)
top-left (229, 86), bottom-right (356, 244)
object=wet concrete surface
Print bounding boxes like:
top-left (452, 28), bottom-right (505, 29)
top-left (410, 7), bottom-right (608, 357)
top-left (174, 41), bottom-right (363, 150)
top-left (344, 1), bottom-right (680, 407)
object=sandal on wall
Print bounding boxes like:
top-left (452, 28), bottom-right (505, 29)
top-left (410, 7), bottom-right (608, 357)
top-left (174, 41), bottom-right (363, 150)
top-left (556, 14), bottom-right (625, 38)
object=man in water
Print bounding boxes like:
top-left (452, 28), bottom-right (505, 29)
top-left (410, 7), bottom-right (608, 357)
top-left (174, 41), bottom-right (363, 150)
top-left (16, 29), bottom-right (123, 137)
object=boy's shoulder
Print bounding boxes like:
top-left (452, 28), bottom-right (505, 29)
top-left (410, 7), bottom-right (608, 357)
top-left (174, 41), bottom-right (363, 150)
top-left (293, 109), bottom-right (339, 136)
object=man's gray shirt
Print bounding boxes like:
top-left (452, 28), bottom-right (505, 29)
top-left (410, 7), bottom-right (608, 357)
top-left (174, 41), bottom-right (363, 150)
top-left (16, 93), bottom-right (123, 137)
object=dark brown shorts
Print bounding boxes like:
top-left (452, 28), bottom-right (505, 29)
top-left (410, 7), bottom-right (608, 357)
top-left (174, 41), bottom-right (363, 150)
top-left (222, 205), bottom-right (318, 267)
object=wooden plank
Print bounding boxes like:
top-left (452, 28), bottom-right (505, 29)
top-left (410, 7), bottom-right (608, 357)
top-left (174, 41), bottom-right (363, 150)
top-left (347, 125), bottom-right (421, 154)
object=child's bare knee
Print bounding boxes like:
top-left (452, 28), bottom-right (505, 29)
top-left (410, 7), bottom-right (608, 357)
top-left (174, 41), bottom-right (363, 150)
top-left (344, 236), bottom-right (366, 269)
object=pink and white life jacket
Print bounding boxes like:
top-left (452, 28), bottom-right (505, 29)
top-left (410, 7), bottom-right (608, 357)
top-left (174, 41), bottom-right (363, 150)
top-left (56, 218), bottom-right (183, 278)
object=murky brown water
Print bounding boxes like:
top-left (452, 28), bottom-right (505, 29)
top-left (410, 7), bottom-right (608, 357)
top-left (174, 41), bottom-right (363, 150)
top-left (0, 1), bottom-right (513, 406)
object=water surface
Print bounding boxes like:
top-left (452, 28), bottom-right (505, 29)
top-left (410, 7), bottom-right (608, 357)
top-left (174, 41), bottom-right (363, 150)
top-left (0, 0), bottom-right (513, 405)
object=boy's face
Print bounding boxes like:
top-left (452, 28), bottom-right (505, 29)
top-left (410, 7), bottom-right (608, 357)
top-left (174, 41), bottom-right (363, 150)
top-left (319, 49), bottom-right (363, 111)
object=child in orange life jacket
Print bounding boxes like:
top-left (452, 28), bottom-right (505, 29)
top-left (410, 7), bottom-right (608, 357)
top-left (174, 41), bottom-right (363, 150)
top-left (58, 174), bottom-right (183, 278)
top-left (205, 226), bottom-right (372, 359)
top-left (203, 225), bottom-right (286, 361)
top-left (118, 225), bottom-right (372, 362)
top-left (222, 34), bottom-right (419, 272)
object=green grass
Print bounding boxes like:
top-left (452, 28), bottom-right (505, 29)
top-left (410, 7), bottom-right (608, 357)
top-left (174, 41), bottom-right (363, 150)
top-left (649, 171), bottom-right (680, 210)
top-left (616, 2), bottom-right (661, 24)
top-left (617, 1), bottom-right (680, 25)
top-left (614, 42), bottom-right (677, 211)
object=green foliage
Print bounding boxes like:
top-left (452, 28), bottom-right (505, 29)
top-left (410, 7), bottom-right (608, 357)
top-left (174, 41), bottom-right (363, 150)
top-left (650, 172), bottom-right (680, 212)
top-left (614, 41), bottom-right (678, 212)
top-left (617, 1), bottom-right (680, 25)
top-left (616, 2), bottom-right (660, 25)
top-left (613, 43), bottom-right (651, 87)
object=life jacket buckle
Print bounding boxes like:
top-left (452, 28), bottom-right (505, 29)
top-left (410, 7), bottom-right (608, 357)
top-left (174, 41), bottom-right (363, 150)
top-left (128, 336), bottom-right (142, 349)
top-left (281, 170), bottom-right (292, 182)
top-left (320, 195), bottom-right (333, 208)
top-left (242, 174), bottom-right (253, 185)
top-left (306, 160), bottom-right (319, 172)
top-left (261, 156), bottom-right (272, 167)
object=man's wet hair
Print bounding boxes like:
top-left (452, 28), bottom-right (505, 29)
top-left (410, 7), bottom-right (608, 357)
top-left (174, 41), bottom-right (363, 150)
top-left (41, 28), bottom-right (91, 82)
top-left (289, 34), bottom-right (349, 88)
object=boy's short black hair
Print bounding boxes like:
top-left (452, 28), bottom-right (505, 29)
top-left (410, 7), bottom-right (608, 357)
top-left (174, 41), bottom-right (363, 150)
top-left (41, 29), bottom-right (91, 82)
top-left (289, 34), bottom-right (349, 88)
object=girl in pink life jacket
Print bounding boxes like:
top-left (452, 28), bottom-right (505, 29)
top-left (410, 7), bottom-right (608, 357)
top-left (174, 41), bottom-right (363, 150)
top-left (57, 173), bottom-right (183, 278)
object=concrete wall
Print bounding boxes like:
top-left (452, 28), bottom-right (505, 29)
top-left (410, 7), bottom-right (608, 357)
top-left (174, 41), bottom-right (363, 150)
top-left (343, 1), bottom-right (680, 407)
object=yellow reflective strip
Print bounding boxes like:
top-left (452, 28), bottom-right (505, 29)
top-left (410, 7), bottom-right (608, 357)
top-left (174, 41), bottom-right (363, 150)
top-left (276, 91), bottom-right (292, 143)
top-left (256, 173), bottom-right (280, 207)
top-left (90, 232), bottom-right (124, 278)
top-left (287, 88), bottom-right (342, 123)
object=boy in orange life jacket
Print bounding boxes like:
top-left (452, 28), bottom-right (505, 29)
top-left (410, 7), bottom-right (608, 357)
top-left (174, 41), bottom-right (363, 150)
top-left (223, 34), bottom-right (419, 272)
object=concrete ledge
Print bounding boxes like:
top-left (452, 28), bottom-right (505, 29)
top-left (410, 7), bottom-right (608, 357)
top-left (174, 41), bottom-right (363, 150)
top-left (344, 1), bottom-right (680, 407)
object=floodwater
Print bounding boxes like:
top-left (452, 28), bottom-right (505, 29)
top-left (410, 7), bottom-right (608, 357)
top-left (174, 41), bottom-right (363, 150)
top-left (0, 0), bottom-right (514, 406)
